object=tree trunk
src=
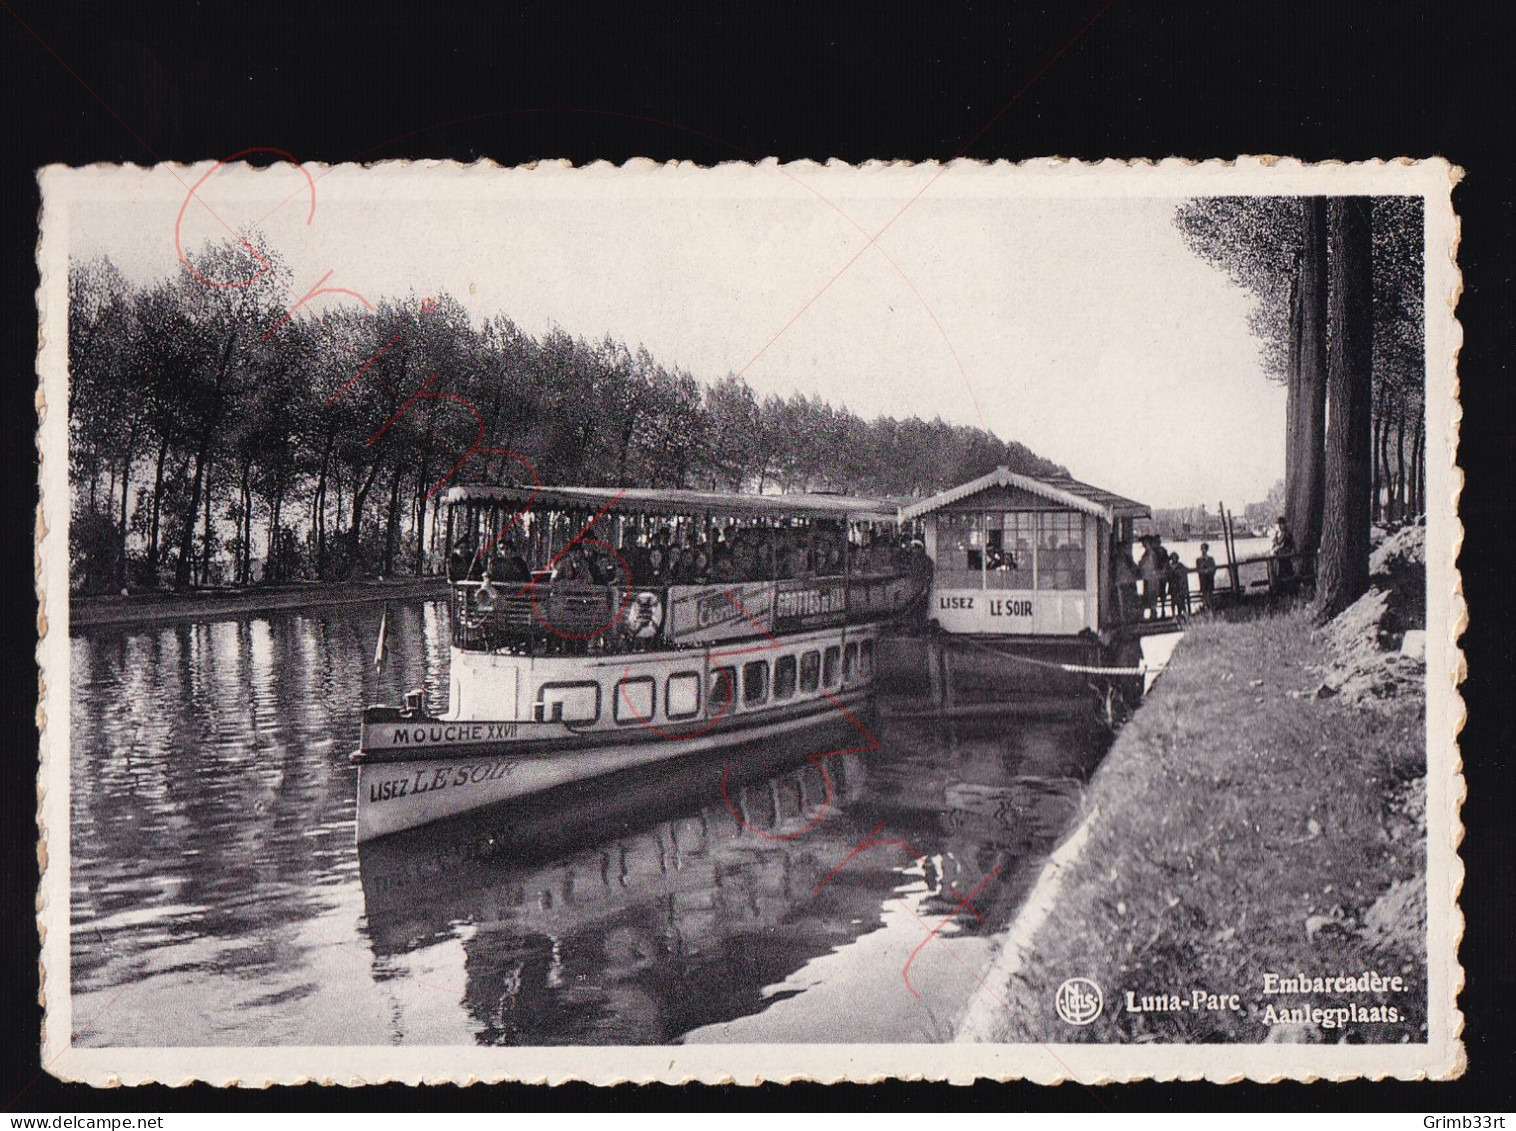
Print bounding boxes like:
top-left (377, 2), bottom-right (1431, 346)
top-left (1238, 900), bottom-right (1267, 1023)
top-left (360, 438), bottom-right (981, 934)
top-left (1287, 197), bottom-right (1329, 564)
top-left (1370, 414), bottom-right (1384, 524)
top-left (1381, 413), bottom-right (1398, 524)
top-left (1394, 414), bottom-right (1407, 521)
top-left (616, 411), bottom-right (638, 483)
top-left (200, 453), bottom-right (215, 587)
top-left (381, 460), bottom-right (404, 577)
top-left (1411, 424), bottom-right (1426, 517)
top-left (116, 442), bottom-right (133, 591)
top-left (312, 433), bottom-right (333, 576)
top-left (266, 474), bottom-right (286, 582)
top-left (239, 456), bottom-right (253, 585)
top-left (413, 459), bottom-right (431, 576)
top-left (1316, 198), bottom-right (1375, 621)
top-left (346, 462), bottom-right (382, 579)
top-left (174, 439), bottom-right (211, 590)
top-left (148, 432), bottom-right (169, 582)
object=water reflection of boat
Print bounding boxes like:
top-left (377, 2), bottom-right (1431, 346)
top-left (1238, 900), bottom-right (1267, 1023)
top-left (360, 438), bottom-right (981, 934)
top-left (358, 725), bottom-right (910, 1044)
top-left (356, 707), bottom-right (1110, 1045)
top-left (359, 722), bottom-right (855, 938)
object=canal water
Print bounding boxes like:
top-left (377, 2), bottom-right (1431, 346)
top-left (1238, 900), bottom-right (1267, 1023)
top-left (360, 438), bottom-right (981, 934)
top-left (69, 602), bottom-right (1113, 1047)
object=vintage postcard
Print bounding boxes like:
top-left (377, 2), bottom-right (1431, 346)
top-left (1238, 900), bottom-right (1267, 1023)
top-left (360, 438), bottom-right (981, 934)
top-left (35, 157), bottom-right (1462, 1085)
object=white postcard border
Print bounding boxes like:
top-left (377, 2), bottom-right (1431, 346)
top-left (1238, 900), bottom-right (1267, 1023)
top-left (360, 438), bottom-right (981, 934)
top-left (35, 156), bottom-right (1464, 1085)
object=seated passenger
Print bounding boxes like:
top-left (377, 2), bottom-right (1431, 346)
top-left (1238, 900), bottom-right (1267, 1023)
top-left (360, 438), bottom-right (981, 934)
top-left (624, 539), bottom-right (651, 585)
top-left (645, 545), bottom-right (668, 585)
top-left (588, 546), bottom-right (622, 587)
top-left (493, 537), bottom-right (532, 583)
top-left (449, 534), bottom-right (479, 580)
top-left (709, 546), bottom-right (736, 582)
top-left (555, 545), bottom-right (592, 585)
top-left (732, 541), bottom-right (756, 581)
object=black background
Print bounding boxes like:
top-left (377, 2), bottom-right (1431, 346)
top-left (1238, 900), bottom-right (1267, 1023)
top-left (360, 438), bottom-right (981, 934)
top-left (2, 0), bottom-right (1511, 1113)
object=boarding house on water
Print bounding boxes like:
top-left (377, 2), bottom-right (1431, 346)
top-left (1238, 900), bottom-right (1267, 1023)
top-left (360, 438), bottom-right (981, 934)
top-left (897, 467), bottom-right (1156, 699)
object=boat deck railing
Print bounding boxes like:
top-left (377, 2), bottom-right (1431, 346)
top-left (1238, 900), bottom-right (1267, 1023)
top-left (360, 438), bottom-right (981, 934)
top-left (450, 570), bottom-right (923, 653)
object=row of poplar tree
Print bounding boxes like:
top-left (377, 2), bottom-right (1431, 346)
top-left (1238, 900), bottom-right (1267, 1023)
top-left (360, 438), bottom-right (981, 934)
top-left (68, 239), bottom-right (1061, 594)
top-left (1173, 196), bottom-right (1426, 618)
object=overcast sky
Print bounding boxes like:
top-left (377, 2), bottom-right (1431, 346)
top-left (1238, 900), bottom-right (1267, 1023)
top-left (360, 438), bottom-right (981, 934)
top-left (67, 162), bottom-right (1286, 509)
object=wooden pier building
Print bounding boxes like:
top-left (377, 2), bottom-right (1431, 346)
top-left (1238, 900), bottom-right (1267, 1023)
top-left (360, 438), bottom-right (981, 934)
top-left (903, 466), bottom-right (1150, 640)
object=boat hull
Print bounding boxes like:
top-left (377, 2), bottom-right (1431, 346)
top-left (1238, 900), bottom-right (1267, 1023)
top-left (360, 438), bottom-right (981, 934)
top-left (355, 688), bottom-right (871, 841)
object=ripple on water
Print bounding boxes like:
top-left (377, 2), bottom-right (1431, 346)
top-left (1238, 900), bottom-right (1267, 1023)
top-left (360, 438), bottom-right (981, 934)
top-left (71, 604), bottom-right (1112, 1045)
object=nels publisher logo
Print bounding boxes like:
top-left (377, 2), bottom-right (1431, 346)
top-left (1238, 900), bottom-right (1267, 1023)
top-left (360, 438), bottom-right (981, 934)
top-left (1055, 978), bottom-right (1104, 1026)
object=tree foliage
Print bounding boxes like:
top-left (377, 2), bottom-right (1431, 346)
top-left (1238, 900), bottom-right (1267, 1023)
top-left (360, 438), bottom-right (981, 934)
top-left (68, 241), bottom-right (1064, 593)
top-left (1174, 195), bottom-right (1427, 531)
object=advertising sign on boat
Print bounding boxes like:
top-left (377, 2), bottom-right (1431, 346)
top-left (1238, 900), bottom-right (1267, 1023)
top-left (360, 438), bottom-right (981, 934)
top-left (665, 581), bottom-right (776, 643)
top-left (773, 578), bottom-right (849, 632)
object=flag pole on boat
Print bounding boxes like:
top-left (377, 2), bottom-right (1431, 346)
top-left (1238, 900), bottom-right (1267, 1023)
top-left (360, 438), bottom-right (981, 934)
top-left (374, 603), bottom-right (389, 673)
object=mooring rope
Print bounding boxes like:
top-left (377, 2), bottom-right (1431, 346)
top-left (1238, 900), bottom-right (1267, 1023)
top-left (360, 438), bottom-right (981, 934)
top-left (953, 634), bottom-right (1160, 677)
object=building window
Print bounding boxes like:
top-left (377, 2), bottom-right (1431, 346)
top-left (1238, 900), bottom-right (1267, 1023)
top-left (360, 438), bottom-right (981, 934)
top-left (1037, 512), bottom-right (1087, 590)
top-left (666, 672), bottom-right (701, 719)
top-left (844, 641), bottom-right (858, 681)
top-left (774, 654), bottom-right (798, 700)
top-left (823, 645), bottom-right (842, 688)
top-left (986, 511), bottom-right (1037, 590)
top-left (613, 677), bottom-right (656, 725)
top-left (936, 511), bottom-right (984, 590)
top-left (708, 666), bottom-right (736, 717)
top-left (860, 638), bottom-right (874, 676)
top-left (800, 650), bottom-right (821, 693)
top-left (535, 681), bottom-right (600, 724)
top-left (742, 660), bottom-right (770, 706)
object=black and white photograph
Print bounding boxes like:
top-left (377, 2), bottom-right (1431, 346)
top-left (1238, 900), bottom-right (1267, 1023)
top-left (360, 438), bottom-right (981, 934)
top-left (35, 158), bottom-right (1461, 1084)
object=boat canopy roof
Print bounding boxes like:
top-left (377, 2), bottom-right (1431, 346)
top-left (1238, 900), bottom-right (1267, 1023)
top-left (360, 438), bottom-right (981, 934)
top-left (899, 466), bottom-right (1150, 524)
top-left (444, 483), bottom-right (900, 523)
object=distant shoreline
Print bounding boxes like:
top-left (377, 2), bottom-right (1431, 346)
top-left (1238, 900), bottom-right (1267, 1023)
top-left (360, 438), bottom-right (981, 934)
top-left (67, 578), bottom-right (450, 632)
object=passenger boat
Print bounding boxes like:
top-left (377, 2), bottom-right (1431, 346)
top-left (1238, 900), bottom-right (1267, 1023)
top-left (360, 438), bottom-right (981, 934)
top-left (353, 483), bottom-right (926, 841)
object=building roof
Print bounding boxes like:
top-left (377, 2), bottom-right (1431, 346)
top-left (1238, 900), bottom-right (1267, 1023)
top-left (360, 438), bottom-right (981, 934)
top-left (444, 483), bottom-right (899, 523)
top-left (898, 466), bottom-right (1150, 524)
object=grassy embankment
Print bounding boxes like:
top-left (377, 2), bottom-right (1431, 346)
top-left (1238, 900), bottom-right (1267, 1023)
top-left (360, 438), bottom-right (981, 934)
top-left (960, 602), bottom-right (1428, 1044)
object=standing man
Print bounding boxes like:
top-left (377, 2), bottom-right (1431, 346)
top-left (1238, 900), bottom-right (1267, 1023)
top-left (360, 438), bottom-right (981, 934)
top-left (1114, 540), bottom-right (1140, 623)
top-left (1167, 552), bottom-right (1191, 617)
top-left (1195, 542), bottom-right (1217, 609)
top-left (1150, 534), bottom-right (1172, 615)
top-left (1137, 536), bottom-right (1162, 619)
top-left (1271, 515), bottom-right (1296, 589)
